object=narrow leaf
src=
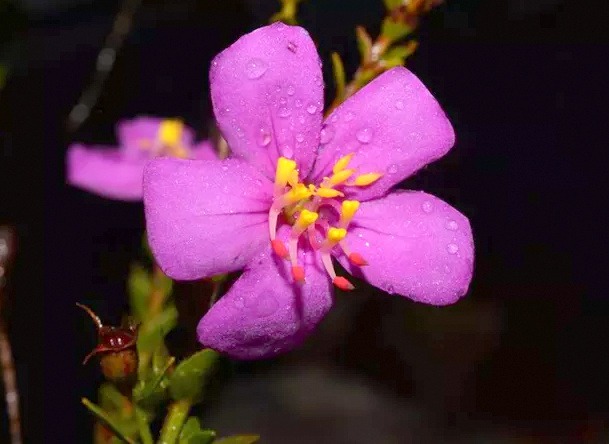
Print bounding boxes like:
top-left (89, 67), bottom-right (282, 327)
top-left (169, 349), bottom-right (219, 402)
top-left (355, 26), bottom-right (373, 63)
top-left (331, 52), bottom-right (346, 103)
top-left (82, 398), bottom-right (136, 444)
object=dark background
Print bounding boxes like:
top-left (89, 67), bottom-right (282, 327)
top-left (1, 0), bottom-right (609, 441)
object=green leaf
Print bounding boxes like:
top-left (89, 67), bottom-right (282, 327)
top-left (82, 398), bottom-right (136, 444)
top-left (179, 417), bottom-right (216, 444)
top-left (213, 435), bottom-right (260, 444)
top-left (128, 265), bottom-right (151, 320)
top-left (383, 0), bottom-right (404, 10)
top-left (383, 41), bottom-right (418, 61)
top-left (381, 17), bottom-right (413, 42)
top-left (355, 26), bottom-right (372, 63)
top-left (137, 305), bottom-right (178, 353)
top-left (169, 349), bottom-right (219, 402)
top-left (331, 52), bottom-right (346, 102)
top-left (133, 357), bottom-right (174, 405)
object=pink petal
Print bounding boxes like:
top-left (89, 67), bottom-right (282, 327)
top-left (337, 191), bottom-right (474, 305)
top-left (66, 144), bottom-right (145, 201)
top-left (197, 228), bottom-right (333, 359)
top-left (210, 23), bottom-right (323, 178)
top-left (143, 157), bottom-right (273, 280)
top-left (116, 116), bottom-right (195, 152)
top-left (310, 68), bottom-right (455, 201)
top-left (192, 140), bottom-right (218, 160)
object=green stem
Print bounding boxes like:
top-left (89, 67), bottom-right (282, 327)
top-left (81, 398), bottom-right (136, 444)
top-left (135, 407), bottom-right (154, 444)
top-left (158, 399), bottom-right (191, 444)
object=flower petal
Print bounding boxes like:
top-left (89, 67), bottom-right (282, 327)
top-left (192, 140), bottom-right (218, 160)
top-left (66, 144), bottom-right (145, 201)
top-left (210, 23), bottom-right (323, 178)
top-left (116, 116), bottom-right (195, 152)
top-left (143, 157), bottom-right (273, 280)
top-left (311, 68), bottom-right (455, 201)
top-left (337, 191), bottom-right (474, 305)
top-left (197, 230), bottom-right (333, 359)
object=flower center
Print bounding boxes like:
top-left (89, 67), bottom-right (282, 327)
top-left (137, 119), bottom-right (191, 159)
top-left (268, 155), bottom-right (382, 290)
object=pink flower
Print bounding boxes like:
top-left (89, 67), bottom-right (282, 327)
top-left (143, 24), bottom-right (474, 359)
top-left (67, 117), bottom-right (216, 201)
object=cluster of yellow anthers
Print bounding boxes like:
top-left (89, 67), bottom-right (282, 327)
top-left (268, 154), bottom-right (383, 290)
top-left (138, 119), bottom-right (190, 159)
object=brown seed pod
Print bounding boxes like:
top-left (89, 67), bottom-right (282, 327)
top-left (77, 303), bottom-right (139, 383)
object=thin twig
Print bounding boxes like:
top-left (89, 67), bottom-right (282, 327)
top-left (0, 227), bottom-right (21, 444)
top-left (66, 0), bottom-right (143, 133)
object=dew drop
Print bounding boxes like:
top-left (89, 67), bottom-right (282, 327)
top-left (295, 133), bottom-right (305, 143)
top-left (287, 84), bottom-right (295, 96)
top-left (306, 104), bottom-right (317, 114)
top-left (298, 115), bottom-right (305, 124)
top-left (221, 164), bottom-right (229, 171)
top-left (355, 127), bottom-right (373, 144)
top-left (295, 99), bottom-right (303, 108)
top-left (256, 127), bottom-right (271, 147)
top-left (315, 75), bottom-right (323, 87)
top-left (245, 58), bottom-right (268, 79)
top-left (287, 41), bottom-right (298, 53)
top-left (236, 127), bottom-right (245, 138)
top-left (281, 144), bottom-right (294, 158)
top-left (395, 100), bottom-right (404, 110)
top-left (445, 220), bottom-right (458, 231)
top-left (421, 201), bottom-right (434, 214)
top-left (320, 125), bottom-right (334, 144)
top-left (447, 243), bottom-right (459, 254)
top-left (386, 284), bottom-right (395, 294)
top-left (344, 111), bottom-right (355, 122)
top-left (387, 164), bottom-right (399, 174)
top-left (279, 96), bottom-right (287, 105)
top-left (331, 114), bottom-right (339, 123)
top-left (278, 106), bottom-right (291, 118)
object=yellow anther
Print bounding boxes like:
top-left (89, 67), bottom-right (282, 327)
top-left (296, 210), bottom-right (319, 229)
top-left (316, 187), bottom-right (344, 198)
top-left (352, 172), bottom-right (383, 187)
top-left (286, 183), bottom-right (312, 203)
top-left (329, 169), bottom-right (355, 186)
top-left (341, 200), bottom-right (360, 220)
top-left (327, 227), bottom-right (347, 243)
top-left (275, 157), bottom-right (297, 188)
top-left (158, 119), bottom-right (184, 146)
top-left (287, 169), bottom-right (300, 188)
top-left (332, 153), bottom-right (355, 174)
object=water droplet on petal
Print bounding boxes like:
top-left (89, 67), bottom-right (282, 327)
top-left (236, 127), bottom-right (245, 138)
top-left (395, 100), bottom-right (404, 110)
top-left (287, 41), bottom-right (298, 53)
top-left (256, 127), bottom-right (272, 147)
top-left (320, 125), bottom-right (334, 144)
top-left (421, 201), bottom-right (434, 214)
top-left (278, 106), bottom-right (291, 118)
top-left (386, 284), bottom-right (395, 294)
top-left (344, 111), bottom-right (355, 122)
top-left (445, 220), bottom-right (458, 231)
top-left (331, 114), bottom-right (339, 123)
top-left (315, 75), bottom-right (323, 86)
top-left (387, 164), bottom-right (399, 174)
top-left (295, 99), bottom-right (303, 108)
top-left (355, 127), bottom-right (373, 144)
top-left (245, 58), bottom-right (268, 79)
top-left (298, 115), bottom-right (305, 124)
top-left (281, 144), bottom-right (294, 158)
top-left (306, 104), bottom-right (317, 114)
top-left (221, 164), bottom-right (229, 171)
top-left (295, 133), bottom-right (305, 143)
top-left (447, 243), bottom-right (459, 254)
top-left (255, 179), bottom-right (263, 186)
top-left (287, 84), bottom-right (295, 96)
top-left (279, 96), bottom-right (287, 105)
